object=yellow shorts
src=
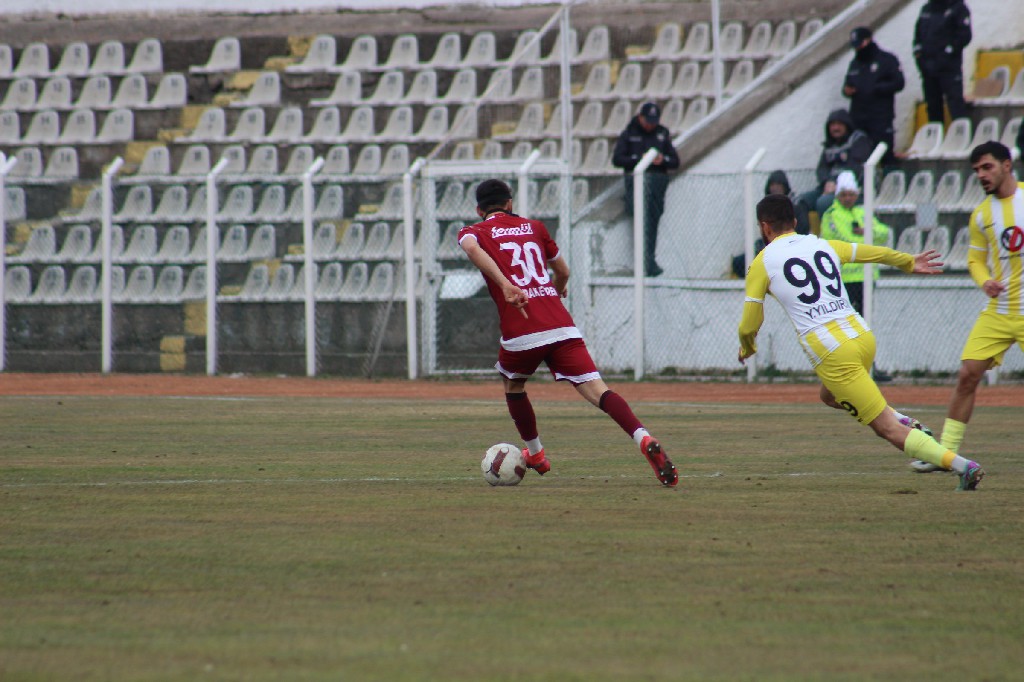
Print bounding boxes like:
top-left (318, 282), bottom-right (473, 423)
top-left (961, 310), bottom-right (1024, 366)
top-left (815, 332), bottom-right (887, 425)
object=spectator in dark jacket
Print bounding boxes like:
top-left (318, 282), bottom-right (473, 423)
top-left (732, 170), bottom-right (810, 277)
top-left (612, 101), bottom-right (680, 277)
top-left (913, 0), bottom-right (972, 123)
top-left (798, 109), bottom-right (875, 216)
top-left (843, 26), bottom-right (905, 166)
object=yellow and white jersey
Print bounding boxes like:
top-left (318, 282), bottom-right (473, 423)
top-left (740, 233), bottom-right (912, 366)
top-left (968, 181), bottom-right (1024, 315)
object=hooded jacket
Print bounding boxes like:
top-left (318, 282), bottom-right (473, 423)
top-left (612, 115), bottom-right (680, 174)
top-left (843, 41), bottom-right (905, 134)
top-left (913, 0), bottom-right (972, 73)
top-left (815, 109), bottom-right (875, 188)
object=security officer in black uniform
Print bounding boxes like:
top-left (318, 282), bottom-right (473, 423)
top-left (612, 102), bottom-right (680, 277)
top-left (843, 27), bottom-right (905, 166)
top-left (913, 0), bottom-right (972, 123)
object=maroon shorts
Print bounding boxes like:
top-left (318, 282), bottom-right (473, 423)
top-left (496, 337), bottom-right (601, 385)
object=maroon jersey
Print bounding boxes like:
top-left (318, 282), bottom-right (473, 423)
top-left (458, 212), bottom-right (580, 351)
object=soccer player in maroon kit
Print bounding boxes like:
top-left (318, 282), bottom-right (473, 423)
top-left (458, 179), bottom-right (677, 487)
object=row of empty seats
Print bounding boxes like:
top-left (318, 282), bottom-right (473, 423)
top-left (0, 39), bottom-right (164, 80)
top-left (973, 64), bottom-right (1024, 106)
top-left (4, 146), bottom-right (79, 182)
top-left (0, 73), bottom-right (186, 112)
top-left (904, 116), bottom-right (1021, 160)
top-left (0, 107), bottom-right (134, 145)
top-left (889, 225), bottom-right (970, 271)
top-left (878, 169), bottom-right (987, 213)
top-left (628, 18), bottom-right (822, 63)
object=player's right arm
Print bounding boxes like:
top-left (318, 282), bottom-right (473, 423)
top-left (737, 254), bottom-right (769, 362)
top-left (549, 255), bottom-right (570, 298)
top-left (460, 234), bottom-right (529, 313)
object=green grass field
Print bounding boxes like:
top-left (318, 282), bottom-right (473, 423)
top-left (1, 392), bottom-right (1021, 681)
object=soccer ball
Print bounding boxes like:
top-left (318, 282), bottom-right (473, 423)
top-left (481, 443), bottom-right (527, 486)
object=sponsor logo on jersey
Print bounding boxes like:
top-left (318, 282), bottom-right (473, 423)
top-left (491, 223), bottom-right (534, 238)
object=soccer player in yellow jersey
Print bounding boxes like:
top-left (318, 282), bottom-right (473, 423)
top-left (912, 141), bottom-right (1024, 473)
top-left (737, 194), bottom-right (985, 491)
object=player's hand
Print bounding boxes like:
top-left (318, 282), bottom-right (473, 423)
top-left (503, 284), bottom-right (529, 318)
top-left (983, 279), bottom-right (1006, 298)
top-left (911, 249), bottom-right (944, 274)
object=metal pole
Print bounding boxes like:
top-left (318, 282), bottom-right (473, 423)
top-left (861, 142), bottom-right (887, 329)
top-left (517, 149), bottom-right (542, 218)
top-left (710, 0), bottom-right (724, 109)
top-left (205, 157), bottom-right (230, 376)
top-left (632, 147), bottom-right (659, 381)
top-left (100, 156), bottom-right (124, 374)
top-left (559, 3), bottom-right (572, 170)
top-left (403, 157), bottom-right (425, 379)
top-left (302, 156), bottom-right (325, 377)
top-left (0, 154), bottom-right (18, 372)
top-left (743, 147), bottom-right (766, 382)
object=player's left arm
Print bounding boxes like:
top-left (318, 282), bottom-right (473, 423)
top-left (549, 255), bottom-right (570, 298)
top-left (737, 256), bottom-right (768, 362)
top-left (460, 235), bottom-right (529, 314)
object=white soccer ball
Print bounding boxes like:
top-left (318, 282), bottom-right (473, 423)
top-left (481, 443), bottom-right (527, 486)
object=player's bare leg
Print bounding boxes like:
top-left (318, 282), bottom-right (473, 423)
top-left (575, 379), bottom-right (678, 487)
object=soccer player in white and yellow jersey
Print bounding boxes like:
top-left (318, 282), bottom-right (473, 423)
top-left (737, 194), bottom-right (984, 491)
top-left (912, 141), bottom-right (1024, 473)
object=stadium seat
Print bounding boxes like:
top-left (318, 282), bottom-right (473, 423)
top-left (999, 116), bottom-right (1021, 154)
top-left (133, 145), bottom-right (171, 178)
top-left (723, 60), bottom-right (755, 98)
top-left (153, 265), bottom-right (185, 303)
top-left (360, 262), bottom-right (396, 301)
top-left (679, 96), bottom-right (709, 130)
top-left (799, 18), bottom-right (825, 44)
top-left (65, 265), bottom-right (98, 303)
top-left (600, 99), bottom-right (633, 137)
top-left (462, 31), bottom-right (497, 68)
top-left (379, 144), bottom-right (410, 176)
top-left (252, 184), bottom-right (287, 221)
top-left (230, 71), bottom-right (280, 108)
top-left (436, 182), bottom-right (466, 219)
top-left (575, 25), bottom-right (610, 63)
top-left (480, 139), bottom-right (503, 161)
top-left (262, 106), bottom-right (304, 143)
top-left (496, 101), bottom-right (545, 139)
top-left (335, 222), bottom-right (366, 260)
top-left (956, 173), bottom-right (985, 211)
top-left (282, 145), bottom-right (315, 175)
top-left (114, 185), bottom-right (154, 223)
top-left (190, 37), bottom-right (241, 74)
top-left (184, 107), bottom-right (227, 142)
top-left (904, 122), bottom-right (943, 158)
top-left (231, 263), bottom-right (270, 301)
top-left (439, 69), bottom-right (477, 103)
top-left (660, 98), bottom-right (686, 132)
top-left (1, 78), bottom-right (37, 111)
top-left (0, 111), bottom-right (20, 144)
top-left (377, 34), bottom-right (419, 72)
top-left (4, 266), bottom-right (32, 303)
top-left (894, 226), bottom-right (924, 255)
top-left (286, 34), bottom-right (337, 74)
top-left (0, 45), bottom-right (12, 79)
top-left (334, 35), bottom-right (378, 72)
top-left (218, 224), bottom-right (249, 262)
top-left (111, 73), bottom-right (149, 109)
top-left (312, 184), bottom-right (344, 220)
top-left (577, 137), bottom-right (614, 176)
top-left (573, 62), bottom-right (612, 99)
top-left (53, 42), bottom-right (90, 77)
top-left (511, 67), bottom-right (544, 101)
top-left (1002, 67), bottom-right (1024, 105)
top-left (320, 145), bottom-right (351, 175)
top-left (630, 22), bottom-right (681, 62)
top-left (28, 265), bottom-right (67, 303)
top-left (154, 225), bottom-right (191, 263)
top-left (14, 43), bottom-right (50, 78)
top-left (933, 170), bottom-right (963, 211)
top-left (182, 266), bottom-right (207, 299)
top-left (742, 20), bottom-right (773, 59)
top-left (22, 110), bottom-right (60, 144)
top-left (946, 227), bottom-right (970, 270)
top-left (90, 40), bottom-right (126, 76)
top-left (364, 70), bottom-right (405, 106)
top-left (376, 105), bottom-right (414, 142)
top-left (361, 221), bottom-right (392, 258)
top-left (121, 224), bottom-right (159, 262)
top-left (540, 28), bottom-right (577, 64)
top-left (43, 146), bottom-right (78, 180)
top-left (437, 222), bottom-right (465, 260)
top-left (678, 22), bottom-right (711, 60)
top-left (405, 69), bottom-right (438, 103)
top-left (265, 263), bottom-right (295, 301)
top-left (311, 72), bottom-right (361, 107)
top-left (4, 186), bottom-right (26, 221)
top-left (504, 30), bottom-right (541, 66)
top-left (643, 62), bottom-right (674, 98)
top-left (292, 221), bottom-right (338, 261)
top-left (422, 32), bottom-right (461, 70)
top-left (923, 225), bottom-right (950, 256)
top-left (972, 65), bottom-right (1011, 103)
top-left (572, 101), bottom-right (604, 137)
top-left (58, 108), bottom-right (96, 144)
top-left (767, 20), bottom-right (797, 58)
top-left (55, 224), bottom-right (93, 263)
top-left (934, 117), bottom-right (972, 159)
top-left (7, 146), bottom-right (43, 180)
top-left (75, 76), bottom-right (113, 109)
top-left (669, 61), bottom-right (700, 98)
top-left (876, 170), bottom-right (907, 211)
top-left (228, 107), bottom-right (265, 141)
top-left (245, 224), bottom-right (276, 259)
top-left (217, 186), bottom-right (254, 222)
top-left (339, 106), bottom-right (375, 142)
top-left (126, 38), bottom-right (163, 74)
top-left (719, 21), bottom-right (745, 60)
top-left (9, 224), bottom-right (57, 263)
top-left (337, 261), bottom-right (369, 299)
top-left (35, 76), bottom-right (73, 111)
top-left (607, 62), bottom-right (645, 100)
top-left (901, 171), bottom-right (936, 211)
top-left (313, 261), bottom-right (345, 299)
top-left (153, 186), bottom-right (191, 223)
top-left (144, 73), bottom-right (187, 109)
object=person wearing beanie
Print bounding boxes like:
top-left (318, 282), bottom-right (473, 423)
top-left (797, 108), bottom-right (875, 216)
top-left (843, 26), bottom-right (905, 166)
top-left (913, 0), bottom-right (972, 123)
top-left (611, 101), bottom-right (680, 277)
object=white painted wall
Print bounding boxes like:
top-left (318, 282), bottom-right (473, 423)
top-left (691, 0), bottom-right (1023, 173)
top-left (3, 0), bottom-right (555, 15)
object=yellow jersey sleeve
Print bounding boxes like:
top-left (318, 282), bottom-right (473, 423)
top-left (967, 205), bottom-right (993, 289)
top-left (828, 240), bottom-right (914, 273)
top-left (738, 252), bottom-right (769, 357)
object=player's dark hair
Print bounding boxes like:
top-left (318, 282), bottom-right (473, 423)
top-left (476, 178), bottom-right (513, 212)
top-left (970, 141), bottom-right (1011, 164)
top-left (756, 194), bottom-right (796, 232)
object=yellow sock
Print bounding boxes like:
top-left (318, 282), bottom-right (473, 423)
top-left (940, 418), bottom-right (966, 452)
top-left (905, 428), bottom-right (953, 469)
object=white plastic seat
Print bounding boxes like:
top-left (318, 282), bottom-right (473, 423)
top-left (35, 77), bottom-right (73, 111)
top-left (283, 145), bottom-right (315, 175)
top-left (127, 38), bottom-right (162, 74)
top-left (924, 225), bottom-right (950, 256)
top-left (187, 227), bottom-right (210, 261)
top-left (14, 43), bottom-right (50, 78)
top-left (3, 187), bottom-right (26, 221)
top-left (480, 139), bottom-right (503, 161)
top-left (423, 33), bottom-right (461, 70)
top-left (53, 42), bottom-right (90, 78)
top-left (4, 266), bottom-right (33, 303)
top-left (694, 62), bottom-right (717, 97)
top-left (462, 31), bottom-right (497, 68)
top-left (239, 144), bottom-right (274, 176)
top-left (153, 265), bottom-right (184, 303)
top-left (504, 30), bottom-right (541, 66)
top-left (90, 40), bottom-right (126, 76)
top-left (742, 21), bottom-right (773, 59)
top-left (511, 67), bottom-right (544, 101)
top-left (334, 35), bottom-right (378, 72)
top-left (190, 37), bottom-right (241, 74)
top-left (75, 76), bottom-right (113, 109)
top-left (719, 21), bottom-right (745, 60)
top-left (999, 116), bottom-right (1021, 153)
top-left (577, 137), bottom-right (614, 176)
top-left (321, 145), bottom-right (351, 175)
top-left (186, 107), bottom-right (226, 142)
top-left (42, 146), bottom-right (78, 180)
top-left (575, 25), bottom-right (610, 63)
top-left (110, 73), bottom-right (148, 109)
top-left (304, 106), bottom-right (341, 141)
top-left (643, 62), bottom-right (675, 99)
top-left (0, 46), bottom-right (11, 79)
top-left (252, 184), bottom-right (286, 221)
top-left (668, 61), bottom-right (700, 98)
top-left (607, 62), bottom-right (644, 100)
top-left (262, 106), bottom-right (303, 143)
top-left (177, 145), bottom-right (211, 175)
top-left (497, 102), bottom-right (545, 139)
top-left (296, 221), bottom-right (338, 261)
top-left (147, 73), bottom-right (186, 110)
top-left (876, 171), bottom-right (907, 211)
top-left (450, 141), bottom-right (475, 161)
top-left (598, 99), bottom-right (631, 137)
top-left (541, 28), bottom-right (577, 64)
top-left (265, 263), bottom-right (295, 300)
top-left (182, 266), bottom-right (207, 300)
top-left (361, 262), bottom-right (396, 301)
top-left (57, 108), bottom-right (96, 144)
top-left (286, 35), bottom-right (337, 74)
top-left (311, 73), bottom-right (361, 109)
top-left (382, 223), bottom-right (415, 260)
top-left (65, 265), bottom-right (98, 303)
top-left (933, 170), bottom-right (963, 211)
top-left (155, 225), bottom-right (191, 262)
top-left (313, 262), bottom-right (345, 299)
top-left (137, 145), bottom-right (174, 178)
top-left (114, 185), bottom-right (153, 223)
top-left (632, 22), bottom-right (682, 62)
top-left (364, 70), bottom-right (405, 106)
top-left (218, 224), bottom-right (249, 261)
top-left (245, 224), bottom-right (276, 259)
top-left (118, 265), bottom-right (155, 304)
top-left (28, 265), bottom-right (67, 303)
top-left (379, 144), bottom-right (410, 176)
top-left (438, 222), bottom-right (465, 260)
top-left (352, 145), bottom-right (383, 176)
top-left (217, 186), bottom-right (254, 222)
top-left (375, 105), bottom-right (415, 142)
top-left (573, 62), bottom-right (612, 100)
top-left (0, 111), bottom-right (20, 144)
top-left (679, 96), bottom-right (709, 130)
top-left (440, 69), bottom-right (477, 103)
top-left (767, 20), bottom-right (797, 58)
top-left (902, 171), bottom-right (936, 210)
top-left (361, 221), bottom-right (392, 258)
top-left (534, 179), bottom-right (561, 217)
top-left (22, 110), bottom-right (60, 144)
top-left (946, 227), bottom-right (970, 270)
top-left (934, 118), bottom-right (972, 159)
top-left (482, 68), bottom-right (514, 101)
top-left (894, 226), bottom-right (924, 254)
top-left (9, 224), bottom-right (56, 263)
top-left (1002, 68), bottom-right (1024, 105)
top-left (334, 222), bottom-right (366, 260)
top-left (904, 123), bottom-right (943, 159)
top-left (231, 263), bottom-right (269, 301)
top-left (376, 34), bottom-right (419, 72)
top-left (436, 182), bottom-right (467, 219)
top-left (339, 106), bottom-right (375, 142)
top-left (660, 98), bottom-right (685, 132)
top-left (153, 186), bottom-right (191, 222)
top-left (337, 261), bottom-right (369, 300)
top-left (408, 105), bottom-right (448, 142)
top-left (404, 69), bottom-right (438, 103)
top-left (956, 173), bottom-right (984, 212)
top-left (678, 22), bottom-right (711, 60)
top-left (452, 105), bottom-right (478, 140)
top-left (8, 147), bottom-right (43, 180)
top-left (120, 225), bottom-right (159, 262)
top-left (227, 107), bottom-right (265, 141)
top-left (799, 18), bottom-right (825, 44)
top-left (230, 71), bottom-right (280, 108)
top-left (572, 101), bottom-right (604, 137)
top-left (439, 268), bottom-right (485, 299)
top-left (723, 60), bottom-right (755, 98)
top-left (1, 78), bottom-right (37, 111)
top-left (56, 224), bottom-right (93, 262)
top-left (956, 117), bottom-right (1000, 160)
top-left (313, 185), bottom-right (345, 220)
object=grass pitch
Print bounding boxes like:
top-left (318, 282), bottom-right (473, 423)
top-left (1, 391), bottom-right (1021, 681)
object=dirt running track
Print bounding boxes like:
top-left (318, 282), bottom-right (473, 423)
top-left (0, 373), bottom-right (1022, 407)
